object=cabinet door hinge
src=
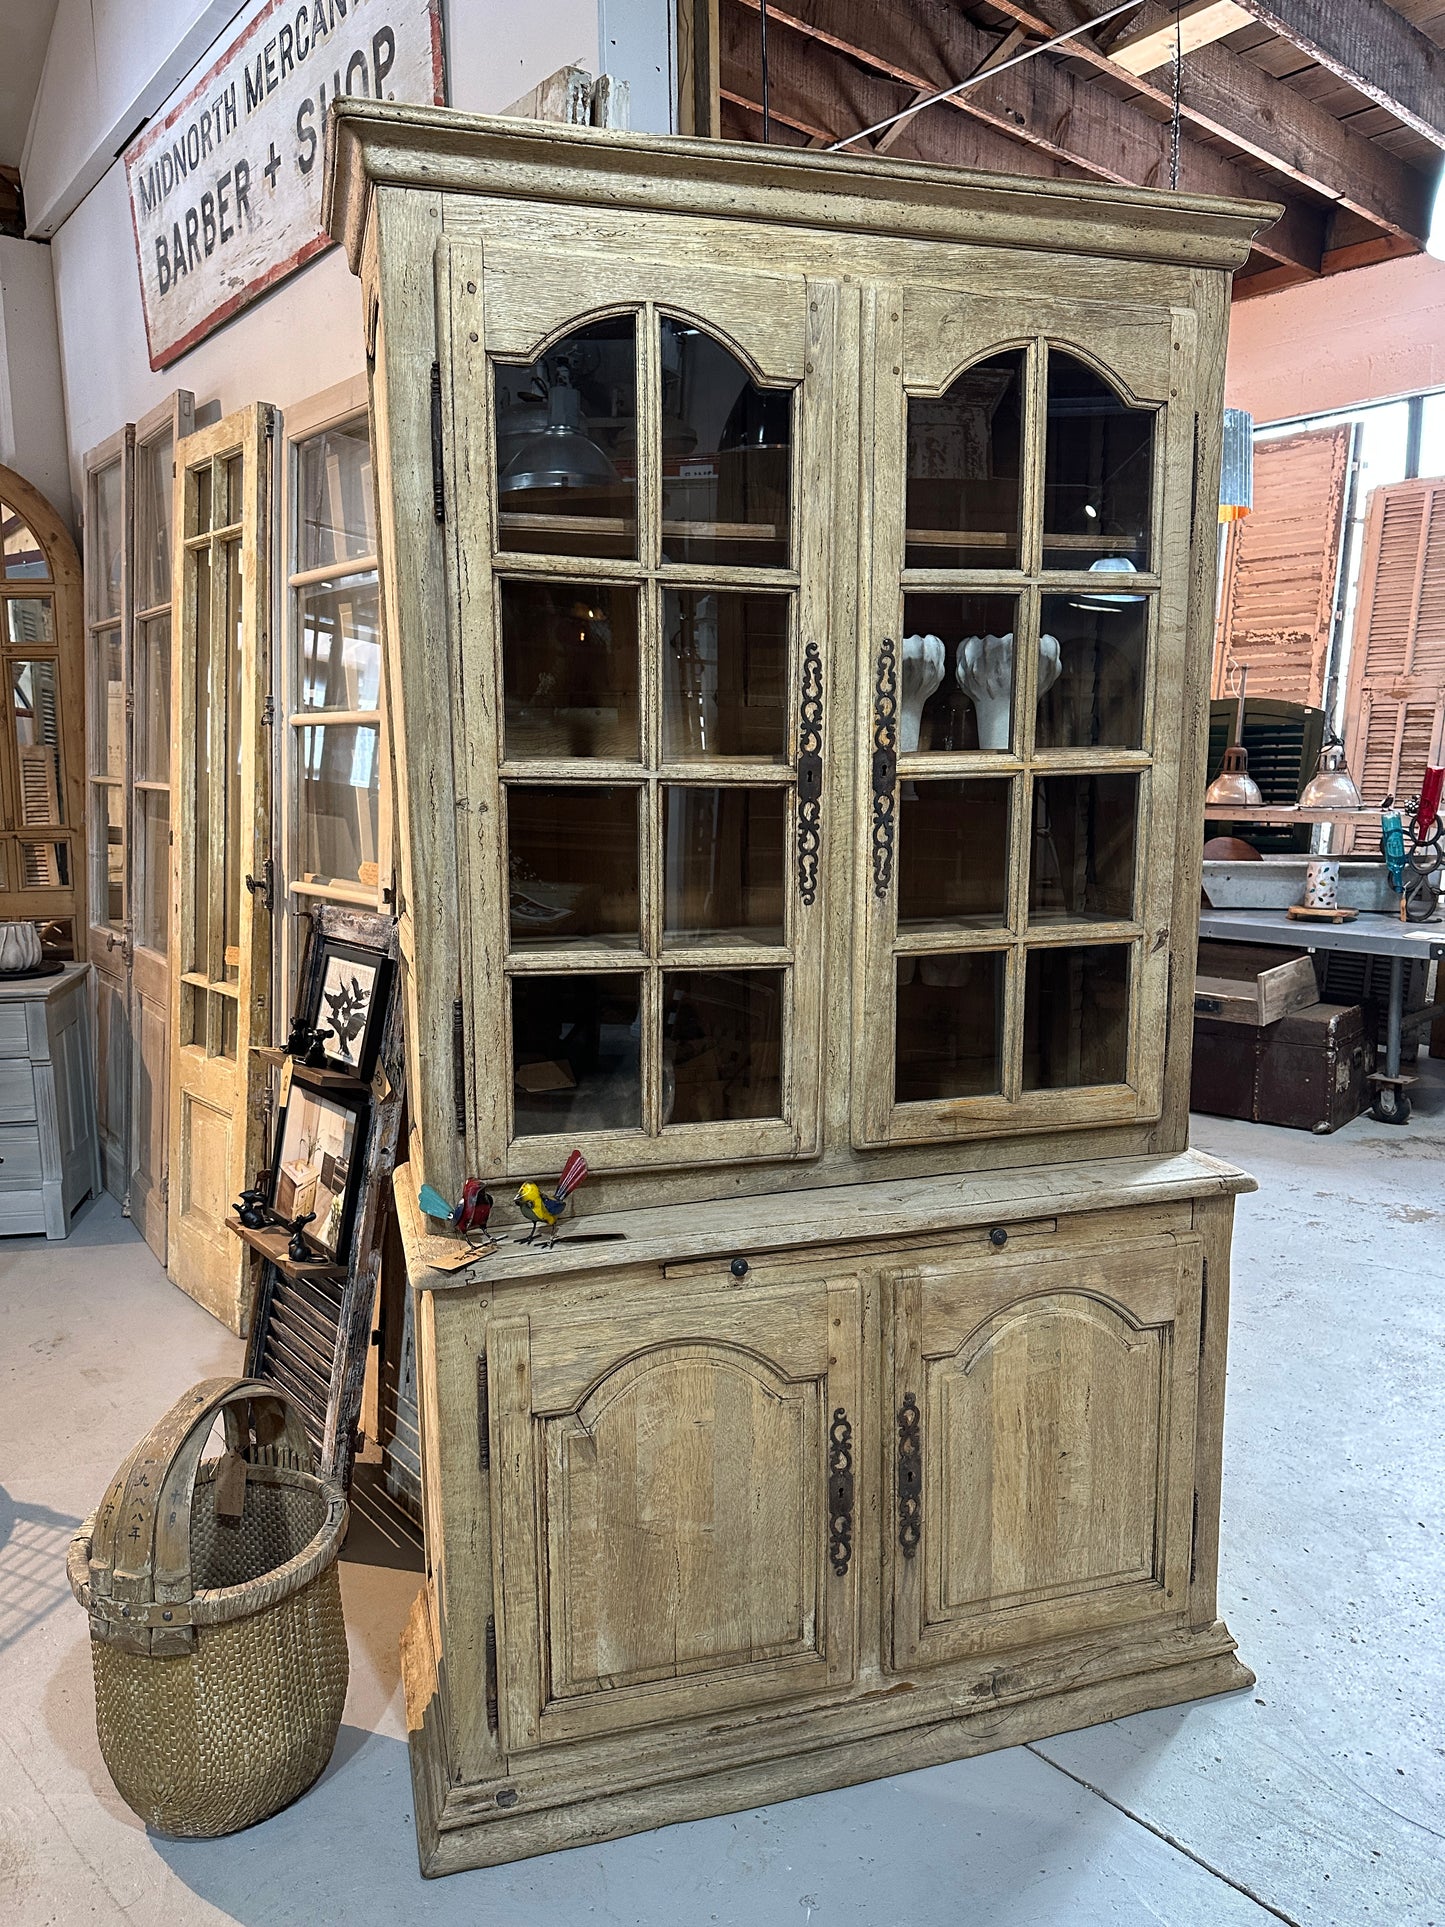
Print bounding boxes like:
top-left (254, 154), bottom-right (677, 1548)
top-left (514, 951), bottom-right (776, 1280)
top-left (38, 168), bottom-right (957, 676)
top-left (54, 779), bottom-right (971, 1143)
top-left (476, 1351), bottom-right (490, 1471)
top-left (1189, 1489), bottom-right (1200, 1584)
top-left (261, 693), bottom-right (275, 727)
top-left (430, 361), bottom-right (446, 523)
top-left (452, 995), bottom-right (466, 1135)
top-left (896, 1392), bottom-right (921, 1557)
top-left (484, 1615), bottom-right (499, 1734)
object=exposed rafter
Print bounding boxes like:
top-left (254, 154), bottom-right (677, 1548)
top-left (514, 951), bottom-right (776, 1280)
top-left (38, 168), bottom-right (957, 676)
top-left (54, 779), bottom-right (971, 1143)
top-left (1109, 0), bottom-right (1250, 75)
top-left (725, 0), bottom-right (1319, 268)
top-left (982, 0), bottom-right (1434, 244)
top-left (1232, 0), bottom-right (1445, 150)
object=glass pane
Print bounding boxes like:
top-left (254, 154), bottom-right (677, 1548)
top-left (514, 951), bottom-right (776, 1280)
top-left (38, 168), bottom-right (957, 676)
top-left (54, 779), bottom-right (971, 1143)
top-left (298, 417), bottom-right (375, 569)
top-left (298, 723), bottom-right (381, 889)
top-left (898, 779), bottom-right (1011, 929)
top-left (220, 995), bottom-right (239, 1061)
top-left (662, 968), bottom-right (783, 1124)
top-left (2, 503), bottom-right (50, 581)
top-left (501, 579), bottom-right (639, 760)
top-left (496, 318), bottom-right (637, 561)
top-left (1043, 352), bottom-right (1154, 571)
top-left (38, 916), bottom-right (74, 961)
top-left (906, 351), bottom-right (1025, 570)
top-left (901, 594), bottom-right (1020, 754)
top-left (223, 540), bottom-right (243, 983)
top-left (191, 547), bottom-right (212, 972)
top-left (507, 785), bottom-right (639, 949)
top-left (88, 464), bottom-right (123, 617)
top-left (5, 598), bottom-right (54, 645)
top-left (0, 843), bottom-right (7, 888)
top-left (1023, 943), bottom-right (1130, 1089)
top-left (135, 613), bottom-right (172, 785)
top-left (512, 972), bottom-right (642, 1134)
top-left (136, 429), bottom-right (174, 612)
top-left (663, 589), bottom-right (789, 762)
top-left (12, 661), bottom-right (63, 824)
top-left (663, 787), bottom-right (785, 944)
top-left (92, 629), bottom-right (124, 781)
top-left (21, 837), bottom-right (72, 892)
top-left (1036, 594), bottom-right (1148, 750)
top-left (193, 464), bottom-right (213, 536)
top-left (660, 318), bottom-right (792, 568)
top-left (223, 453), bottom-right (244, 525)
top-left (299, 573), bottom-right (381, 711)
top-left (1030, 774), bottom-right (1138, 923)
top-left (137, 789), bottom-right (170, 955)
top-left (895, 951), bottom-right (1004, 1102)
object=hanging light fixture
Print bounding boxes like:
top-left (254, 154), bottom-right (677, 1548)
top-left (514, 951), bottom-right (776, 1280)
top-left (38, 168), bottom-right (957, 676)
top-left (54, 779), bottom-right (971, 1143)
top-left (1299, 737), bottom-right (1363, 811)
top-left (1219, 408), bottom-right (1254, 524)
top-left (1205, 667), bottom-right (1263, 809)
top-left (498, 368), bottom-right (617, 496)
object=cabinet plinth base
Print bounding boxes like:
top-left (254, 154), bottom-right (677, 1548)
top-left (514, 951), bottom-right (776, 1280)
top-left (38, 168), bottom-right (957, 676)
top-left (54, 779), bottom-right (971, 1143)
top-left (401, 1589), bottom-right (1253, 1878)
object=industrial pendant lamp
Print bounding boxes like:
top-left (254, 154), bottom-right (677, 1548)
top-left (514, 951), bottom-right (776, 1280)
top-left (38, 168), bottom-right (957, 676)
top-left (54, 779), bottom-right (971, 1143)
top-left (498, 368), bottom-right (617, 495)
top-left (1300, 737), bottom-right (1362, 811)
top-left (1205, 667), bottom-right (1263, 810)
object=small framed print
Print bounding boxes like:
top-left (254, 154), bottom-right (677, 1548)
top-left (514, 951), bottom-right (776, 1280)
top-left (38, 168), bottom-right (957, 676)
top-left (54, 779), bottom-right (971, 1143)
top-left (268, 1080), bottom-right (369, 1262)
top-left (307, 939), bottom-right (393, 1079)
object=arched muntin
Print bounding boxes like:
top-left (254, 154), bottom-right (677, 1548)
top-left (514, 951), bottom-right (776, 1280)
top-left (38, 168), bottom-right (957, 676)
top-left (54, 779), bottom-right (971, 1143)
top-left (0, 465), bottom-right (86, 957)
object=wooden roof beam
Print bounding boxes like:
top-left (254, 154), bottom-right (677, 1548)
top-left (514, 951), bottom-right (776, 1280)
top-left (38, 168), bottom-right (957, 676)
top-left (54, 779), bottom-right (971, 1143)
top-left (725, 0), bottom-right (1320, 269)
top-left (983, 0), bottom-right (1434, 245)
top-left (1109, 1), bottom-right (1251, 75)
top-left (1232, 0), bottom-right (1445, 151)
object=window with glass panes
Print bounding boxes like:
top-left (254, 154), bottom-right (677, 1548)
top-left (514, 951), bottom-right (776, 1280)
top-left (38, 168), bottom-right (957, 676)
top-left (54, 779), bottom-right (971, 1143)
top-left (285, 411), bottom-right (383, 966)
top-left (3, 492), bottom-right (75, 940)
top-left (861, 336), bottom-right (1170, 1141)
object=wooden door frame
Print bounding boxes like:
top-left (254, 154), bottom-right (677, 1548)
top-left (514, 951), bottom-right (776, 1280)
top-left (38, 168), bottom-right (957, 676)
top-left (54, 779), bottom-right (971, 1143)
top-left (167, 403), bottom-right (275, 1334)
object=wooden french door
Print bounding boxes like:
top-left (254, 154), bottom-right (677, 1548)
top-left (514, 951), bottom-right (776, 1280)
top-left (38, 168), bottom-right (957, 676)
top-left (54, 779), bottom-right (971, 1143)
top-left (168, 406), bottom-right (273, 1334)
top-left (83, 396), bottom-right (193, 1264)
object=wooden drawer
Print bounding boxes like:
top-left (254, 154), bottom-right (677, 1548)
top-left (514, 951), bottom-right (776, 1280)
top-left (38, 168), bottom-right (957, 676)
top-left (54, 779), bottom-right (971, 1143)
top-left (0, 1006), bottom-right (32, 1055)
top-left (0, 1058), bottom-right (37, 1124)
top-left (0, 1125), bottom-right (44, 1190)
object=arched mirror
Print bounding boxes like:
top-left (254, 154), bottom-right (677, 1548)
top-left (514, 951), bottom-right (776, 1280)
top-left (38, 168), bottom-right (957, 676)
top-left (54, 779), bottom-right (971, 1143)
top-left (0, 468), bottom-right (84, 958)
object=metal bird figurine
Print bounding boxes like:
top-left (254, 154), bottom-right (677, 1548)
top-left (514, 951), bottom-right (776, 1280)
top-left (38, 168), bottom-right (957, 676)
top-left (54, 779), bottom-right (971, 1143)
top-left (515, 1150), bottom-right (588, 1244)
top-left (418, 1178), bottom-right (494, 1241)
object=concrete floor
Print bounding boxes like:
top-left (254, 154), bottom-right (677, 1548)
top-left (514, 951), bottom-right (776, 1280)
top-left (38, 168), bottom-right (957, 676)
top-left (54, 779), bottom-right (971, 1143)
top-left (3, 1076), bottom-right (1444, 1927)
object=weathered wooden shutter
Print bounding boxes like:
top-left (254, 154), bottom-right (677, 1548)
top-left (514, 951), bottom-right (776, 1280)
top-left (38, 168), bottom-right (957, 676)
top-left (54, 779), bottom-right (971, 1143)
top-left (1341, 480), bottom-right (1445, 852)
top-left (1214, 425), bottom-right (1352, 705)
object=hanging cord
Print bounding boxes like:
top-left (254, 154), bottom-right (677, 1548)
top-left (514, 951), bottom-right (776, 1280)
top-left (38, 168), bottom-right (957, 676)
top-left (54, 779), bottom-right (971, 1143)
top-left (828, 0), bottom-right (1144, 152)
top-left (760, 0), bottom-right (770, 143)
top-left (1170, 5), bottom-right (1183, 190)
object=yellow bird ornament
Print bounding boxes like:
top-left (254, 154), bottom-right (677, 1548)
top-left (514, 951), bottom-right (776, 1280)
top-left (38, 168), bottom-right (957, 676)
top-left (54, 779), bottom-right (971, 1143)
top-left (515, 1149), bottom-right (588, 1243)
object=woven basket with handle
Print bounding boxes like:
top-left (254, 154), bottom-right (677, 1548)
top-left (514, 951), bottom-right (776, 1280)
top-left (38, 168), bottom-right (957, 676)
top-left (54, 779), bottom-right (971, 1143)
top-left (68, 1376), bottom-right (350, 1837)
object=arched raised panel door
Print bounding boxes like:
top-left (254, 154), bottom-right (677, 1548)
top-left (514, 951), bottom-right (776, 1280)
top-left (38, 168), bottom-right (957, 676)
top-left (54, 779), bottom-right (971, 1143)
top-left (488, 1279), bottom-right (860, 1750)
top-left (167, 406), bottom-right (273, 1333)
top-left (889, 1238), bottom-right (1201, 1673)
top-left (855, 287), bottom-right (1200, 1151)
top-left (425, 244), bottom-right (838, 1199)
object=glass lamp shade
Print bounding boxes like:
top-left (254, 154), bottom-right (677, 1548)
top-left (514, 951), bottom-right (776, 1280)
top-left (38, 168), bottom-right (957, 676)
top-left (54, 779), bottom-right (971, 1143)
top-left (1205, 745), bottom-right (1263, 809)
top-left (1299, 741), bottom-right (1362, 811)
top-left (1071, 555), bottom-right (1146, 610)
top-left (499, 374), bottom-right (617, 495)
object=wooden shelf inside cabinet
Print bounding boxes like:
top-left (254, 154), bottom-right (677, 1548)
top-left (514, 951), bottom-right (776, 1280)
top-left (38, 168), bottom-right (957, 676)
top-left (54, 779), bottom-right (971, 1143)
top-left (255, 1044), bottom-right (374, 1095)
top-left (1204, 807), bottom-right (1384, 825)
top-left (227, 1216), bottom-right (348, 1284)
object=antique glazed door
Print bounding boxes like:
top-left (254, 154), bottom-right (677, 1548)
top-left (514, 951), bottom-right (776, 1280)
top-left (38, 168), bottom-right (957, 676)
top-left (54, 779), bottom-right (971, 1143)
top-left (888, 1235), bottom-right (1202, 1672)
top-left (488, 1275), bottom-right (861, 1750)
top-left (854, 288), bottom-right (1199, 1149)
top-left (435, 245), bottom-right (840, 1189)
top-left (168, 407), bottom-right (273, 1333)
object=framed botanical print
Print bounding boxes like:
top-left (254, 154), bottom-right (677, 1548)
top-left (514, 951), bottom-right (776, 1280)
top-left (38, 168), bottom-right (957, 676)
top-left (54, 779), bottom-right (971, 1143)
top-left (306, 937), bottom-right (393, 1078)
top-left (269, 1079), bottom-right (369, 1261)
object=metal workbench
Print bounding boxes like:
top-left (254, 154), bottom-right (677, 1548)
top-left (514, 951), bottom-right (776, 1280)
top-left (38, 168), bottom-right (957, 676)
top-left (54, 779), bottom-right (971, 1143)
top-left (1197, 908), bottom-right (1445, 1125)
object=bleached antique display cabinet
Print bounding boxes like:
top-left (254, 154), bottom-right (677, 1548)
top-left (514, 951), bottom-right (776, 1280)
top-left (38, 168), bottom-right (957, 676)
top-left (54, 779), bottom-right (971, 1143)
top-left (327, 103), bottom-right (1272, 1874)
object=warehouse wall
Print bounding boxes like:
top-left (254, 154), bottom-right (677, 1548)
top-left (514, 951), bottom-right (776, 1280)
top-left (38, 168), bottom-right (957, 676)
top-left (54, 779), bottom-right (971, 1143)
top-left (1226, 252), bottom-right (1445, 425)
top-left (0, 236), bottom-right (69, 526)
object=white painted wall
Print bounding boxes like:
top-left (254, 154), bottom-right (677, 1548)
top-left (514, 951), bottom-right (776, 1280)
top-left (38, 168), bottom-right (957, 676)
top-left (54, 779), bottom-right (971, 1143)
top-left (0, 237), bottom-right (70, 525)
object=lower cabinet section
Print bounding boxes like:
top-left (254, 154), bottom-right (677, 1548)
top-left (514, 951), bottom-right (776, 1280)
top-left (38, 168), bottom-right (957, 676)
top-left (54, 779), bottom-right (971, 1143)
top-left (397, 1162), bottom-right (1252, 1876)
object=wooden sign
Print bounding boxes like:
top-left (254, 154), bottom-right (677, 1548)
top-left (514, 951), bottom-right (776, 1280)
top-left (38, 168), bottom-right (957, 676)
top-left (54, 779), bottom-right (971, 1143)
top-left (125, 0), bottom-right (442, 370)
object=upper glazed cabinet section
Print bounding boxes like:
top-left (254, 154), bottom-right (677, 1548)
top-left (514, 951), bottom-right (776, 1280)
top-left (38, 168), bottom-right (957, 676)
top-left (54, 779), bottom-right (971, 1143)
top-left (854, 290), bottom-right (1197, 1148)
top-left (449, 250), bottom-right (834, 1177)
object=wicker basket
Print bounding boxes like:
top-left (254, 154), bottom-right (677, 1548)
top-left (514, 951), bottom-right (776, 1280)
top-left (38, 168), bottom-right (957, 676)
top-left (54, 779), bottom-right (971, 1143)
top-left (68, 1376), bottom-right (349, 1837)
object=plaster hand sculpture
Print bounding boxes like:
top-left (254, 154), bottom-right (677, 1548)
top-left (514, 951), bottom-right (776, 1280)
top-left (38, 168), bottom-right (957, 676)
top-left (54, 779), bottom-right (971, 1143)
top-left (957, 632), bottom-right (1062, 750)
top-left (900, 635), bottom-right (947, 753)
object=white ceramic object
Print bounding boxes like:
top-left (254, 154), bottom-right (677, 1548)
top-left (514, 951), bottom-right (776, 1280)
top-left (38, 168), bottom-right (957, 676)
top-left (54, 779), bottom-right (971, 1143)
top-left (957, 632), bottom-right (1062, 750)
top-left (1303, 860), bottom-right (1341, 909)
top-left (0, 922), bottom-right (42, 972)
top-left (900, 635), bottom-right (947, 753)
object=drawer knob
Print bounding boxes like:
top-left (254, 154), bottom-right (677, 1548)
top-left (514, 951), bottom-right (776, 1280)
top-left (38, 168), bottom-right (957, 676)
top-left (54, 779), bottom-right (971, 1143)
top-left (989, 1226), bottom-right (1008, 1249)
top-left (730, 1257), bottom-right (750, 1279)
